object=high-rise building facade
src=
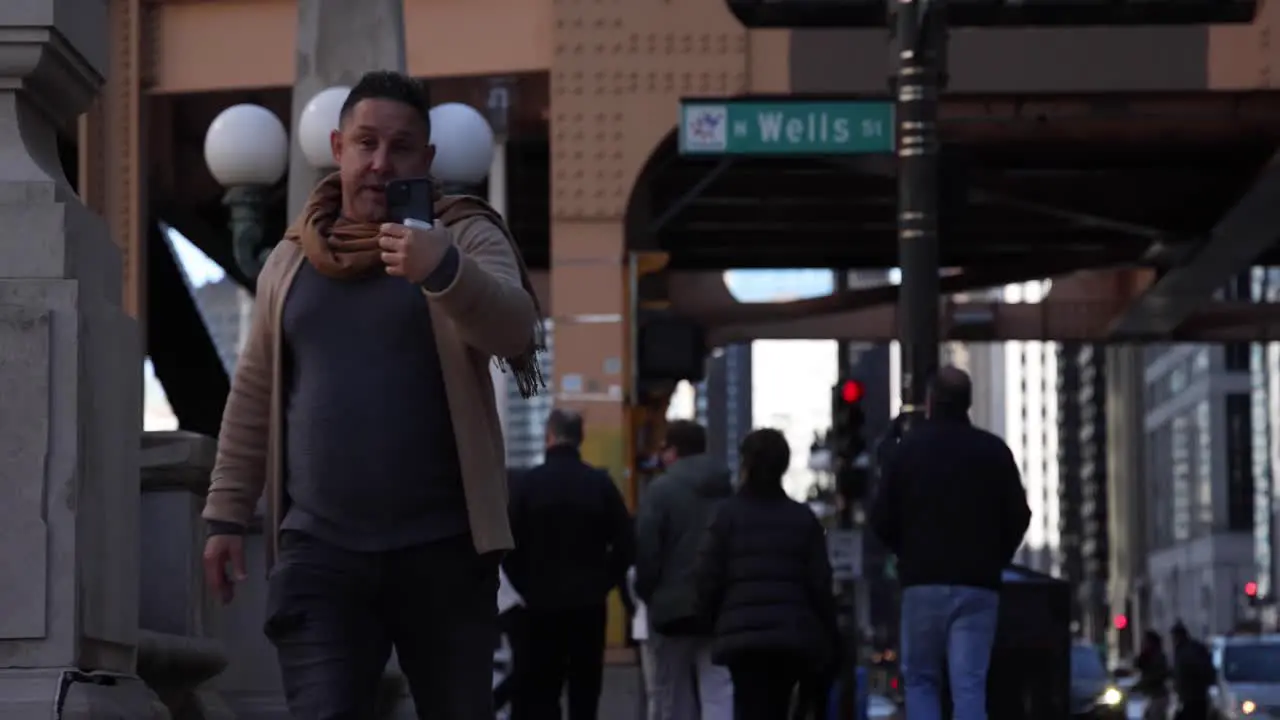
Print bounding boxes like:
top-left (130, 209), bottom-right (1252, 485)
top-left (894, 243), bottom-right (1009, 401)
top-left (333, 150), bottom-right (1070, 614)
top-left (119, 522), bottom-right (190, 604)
top-left (696, 343), bottom-right (753, 481)
top-left (1142, 337), bottom-right (1256, 639)
top-left (502, 320), bottom-right (556, 469)
top-left (1251, 267), bottom-right (1280, 611)
top-left (1004, 281), bottom-right (1061, 575)
top-left (1057, 344), bottom-right (1084, 627)
top-left (1057, 342), bottom-right (1110, 641)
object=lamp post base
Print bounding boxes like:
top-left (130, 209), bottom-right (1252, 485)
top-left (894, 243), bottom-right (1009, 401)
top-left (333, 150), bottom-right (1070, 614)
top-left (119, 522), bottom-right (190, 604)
top-left (223, 185), bottom-right (272, 281)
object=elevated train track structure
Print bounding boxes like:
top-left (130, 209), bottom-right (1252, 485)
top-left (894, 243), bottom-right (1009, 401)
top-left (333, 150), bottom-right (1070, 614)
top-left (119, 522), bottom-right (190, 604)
top-left (641, 91), bottom-right (1280, 343)
top-left (129, 86), bottom-right (1280, 428)
top-left (97, 0), bottom-right (1280, 443)
top-left (58, 0), bottom-right (1280, 697)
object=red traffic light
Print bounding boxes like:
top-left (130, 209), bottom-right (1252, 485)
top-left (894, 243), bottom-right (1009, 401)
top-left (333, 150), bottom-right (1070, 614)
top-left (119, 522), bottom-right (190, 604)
top-left (1113, 614), bottom-right (1128, 630)
top-left (841, 379), bottom-right (864, 404)
top-left (1246, 581), bottom-right (1259, 597)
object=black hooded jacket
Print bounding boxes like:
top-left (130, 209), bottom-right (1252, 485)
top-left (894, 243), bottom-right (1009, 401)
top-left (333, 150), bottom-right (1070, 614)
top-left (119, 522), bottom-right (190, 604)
top-left (693, 486), bottom-right (838, 668)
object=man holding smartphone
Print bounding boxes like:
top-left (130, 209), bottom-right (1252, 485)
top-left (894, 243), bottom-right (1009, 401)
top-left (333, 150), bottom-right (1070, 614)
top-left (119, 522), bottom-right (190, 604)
top-left (200, 69), bottom-right (545, 718)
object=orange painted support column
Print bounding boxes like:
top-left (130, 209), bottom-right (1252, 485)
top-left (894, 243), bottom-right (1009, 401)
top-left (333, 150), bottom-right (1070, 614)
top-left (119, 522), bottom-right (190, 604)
top-left (79, 0), bottom-right (148, 333)
top-left (548, 0), bottom-right (788, 653)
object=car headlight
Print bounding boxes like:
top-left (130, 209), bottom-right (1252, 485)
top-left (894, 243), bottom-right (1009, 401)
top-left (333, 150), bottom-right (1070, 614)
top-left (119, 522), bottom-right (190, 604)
top-left (1241, 699), bottom-right (1257, 715)
top-left (1097, 687), bottom-right (1123, 707)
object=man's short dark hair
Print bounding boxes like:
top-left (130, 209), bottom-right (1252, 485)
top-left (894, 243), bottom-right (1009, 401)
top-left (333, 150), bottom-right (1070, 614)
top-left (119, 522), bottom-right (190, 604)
top-left (546, 408), bottom-right (584, 447)
top-left (740, 428), bottom-right (790, 492)
top-left (929, 365), bottom-right (973, 413)
top-left (339, 70), bottom-right (431, 136)
top-left (663, 420), bottom-right (706, 458)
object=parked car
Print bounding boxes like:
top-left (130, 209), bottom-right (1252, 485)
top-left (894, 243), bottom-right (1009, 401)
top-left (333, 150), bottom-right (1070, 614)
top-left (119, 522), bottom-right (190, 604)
top-left (1209, 633), bottom-right (1280, 720)
top-left (1071, 643), bottom-right (1126, 719)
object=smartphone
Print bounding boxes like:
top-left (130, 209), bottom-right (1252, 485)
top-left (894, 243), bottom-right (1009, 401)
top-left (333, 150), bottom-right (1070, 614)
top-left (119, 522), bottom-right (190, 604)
top-left (385, 177), bottom-right (436, 225)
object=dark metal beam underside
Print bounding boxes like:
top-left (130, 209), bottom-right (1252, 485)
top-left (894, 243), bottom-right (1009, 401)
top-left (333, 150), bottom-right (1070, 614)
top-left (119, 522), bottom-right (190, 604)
top-left (643, 94), bottom-right (1278, 271)
top-left (1109, 157), bottom-right (1280, 338)
top-left (145, 220), bottom-right (230, 437)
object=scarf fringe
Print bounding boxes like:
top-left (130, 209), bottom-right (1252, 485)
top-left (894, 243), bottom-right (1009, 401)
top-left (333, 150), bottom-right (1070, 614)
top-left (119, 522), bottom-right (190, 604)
top-left (498, 330), bottom-right (548, 399)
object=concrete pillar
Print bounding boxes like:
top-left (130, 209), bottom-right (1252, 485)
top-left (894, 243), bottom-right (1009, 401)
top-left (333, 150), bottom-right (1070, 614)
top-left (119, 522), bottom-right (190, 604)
top-left (1105, 345), bottom-right (1147, 659)
top-left (0, 1), bottom-right (162, 716)
top-left (286, 0), bottom-right (407, 220)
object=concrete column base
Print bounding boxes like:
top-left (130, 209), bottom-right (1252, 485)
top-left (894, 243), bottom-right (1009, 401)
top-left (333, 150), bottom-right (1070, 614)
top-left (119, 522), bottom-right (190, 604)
top-left (0, 669), bottom-right (168, 720)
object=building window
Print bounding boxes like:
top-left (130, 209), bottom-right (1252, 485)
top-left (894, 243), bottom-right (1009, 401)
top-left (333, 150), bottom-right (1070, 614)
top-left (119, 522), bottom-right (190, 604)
top-left (1147, 424), bottom-right (1170, 549)
top-left (1226, 393), bottom-right (1255, 532)
top-left (1195, 400), bottom-right (1213, 533)
top-left (1172, 415), bottom-right (1192, 542)
top-left (1226, 343), bottom-right (1251, 372)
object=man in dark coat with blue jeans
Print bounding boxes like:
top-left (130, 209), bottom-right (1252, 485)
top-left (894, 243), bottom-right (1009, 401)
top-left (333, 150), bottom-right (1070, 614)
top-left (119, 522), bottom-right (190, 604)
top-left (869, 366), bottom-right (1031, 720)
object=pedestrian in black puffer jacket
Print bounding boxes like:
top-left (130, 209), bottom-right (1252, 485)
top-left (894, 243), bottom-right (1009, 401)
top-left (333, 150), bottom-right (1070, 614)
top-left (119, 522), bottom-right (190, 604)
top-left (693, 428), bottom-right (839, 720)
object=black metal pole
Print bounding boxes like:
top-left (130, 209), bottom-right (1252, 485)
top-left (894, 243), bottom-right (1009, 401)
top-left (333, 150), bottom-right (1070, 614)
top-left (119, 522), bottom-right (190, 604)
top-left (895, 0), bottom-right (945, 431)
top-left (833, 269), bottom-right (865, 720)
top-left (836, 270), bottom-right (852, 373)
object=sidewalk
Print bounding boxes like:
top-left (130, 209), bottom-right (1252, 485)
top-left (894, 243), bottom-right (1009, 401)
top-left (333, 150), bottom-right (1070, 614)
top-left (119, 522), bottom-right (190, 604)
top-left (600, 662), bottom-right (643, 720)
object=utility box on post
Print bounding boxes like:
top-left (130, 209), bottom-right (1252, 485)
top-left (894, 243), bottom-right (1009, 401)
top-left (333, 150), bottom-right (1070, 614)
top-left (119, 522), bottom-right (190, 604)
top-left (636, 310), bottom-right (707, 384)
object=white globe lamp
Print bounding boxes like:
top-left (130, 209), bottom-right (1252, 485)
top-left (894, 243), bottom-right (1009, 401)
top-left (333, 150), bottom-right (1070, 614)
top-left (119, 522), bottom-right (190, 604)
top-left (429, 102), bottom-right (495, 186)
top-left (203, 103), bottom-right (289, 188)
top-left (297, 86), bottom-right (351, 169)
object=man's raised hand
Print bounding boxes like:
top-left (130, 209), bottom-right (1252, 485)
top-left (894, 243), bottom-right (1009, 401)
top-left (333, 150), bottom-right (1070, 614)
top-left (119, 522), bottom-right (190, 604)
top-left (378, 222), bottom-right (450, 283)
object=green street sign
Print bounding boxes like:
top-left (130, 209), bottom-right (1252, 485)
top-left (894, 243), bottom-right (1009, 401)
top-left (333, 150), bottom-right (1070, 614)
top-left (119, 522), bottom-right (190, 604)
top-left (678, 99), bottom-right (894, 156)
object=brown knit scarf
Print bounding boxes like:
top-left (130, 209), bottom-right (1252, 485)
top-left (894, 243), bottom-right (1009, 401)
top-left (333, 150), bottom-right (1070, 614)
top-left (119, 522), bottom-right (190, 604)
top-left (283, 172), bottom-right (547, 398)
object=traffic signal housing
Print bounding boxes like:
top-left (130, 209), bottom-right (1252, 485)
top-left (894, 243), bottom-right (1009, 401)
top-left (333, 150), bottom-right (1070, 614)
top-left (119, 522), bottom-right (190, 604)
top-left (1246, 580), bottom-right (1261, 606)
top-left (832, 378), bottom-right (870, 500)
top-left (832, 379), bottom-right (867, 462)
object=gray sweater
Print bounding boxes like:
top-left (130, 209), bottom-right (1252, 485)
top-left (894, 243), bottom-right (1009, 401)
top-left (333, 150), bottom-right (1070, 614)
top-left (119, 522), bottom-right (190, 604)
top-left (275, 258), bottom-right (469, 551)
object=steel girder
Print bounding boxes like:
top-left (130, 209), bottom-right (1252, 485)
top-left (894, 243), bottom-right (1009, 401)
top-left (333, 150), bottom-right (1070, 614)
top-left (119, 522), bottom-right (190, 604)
top-left (1108, 156), bottom-right (1280, 338)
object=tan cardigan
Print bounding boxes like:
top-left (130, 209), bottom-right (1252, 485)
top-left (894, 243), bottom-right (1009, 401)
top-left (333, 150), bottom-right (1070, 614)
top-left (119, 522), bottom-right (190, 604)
top-left (201, 215), bottom-right (537, 569)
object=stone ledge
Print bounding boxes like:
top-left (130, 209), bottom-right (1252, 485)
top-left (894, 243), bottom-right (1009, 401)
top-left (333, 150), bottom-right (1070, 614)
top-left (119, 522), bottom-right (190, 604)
top-left (0, 27), bottom-right (103, 125)
top-left (142, 431), bottom-right (217, 494)
top-left (0, 0), bottom-right (106, 75)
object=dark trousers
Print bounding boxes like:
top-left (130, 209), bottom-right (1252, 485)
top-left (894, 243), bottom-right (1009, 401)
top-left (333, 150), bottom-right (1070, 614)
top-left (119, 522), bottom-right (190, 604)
top-left (510, 604), bottom-right (607, 720)
top-left (791, 668), bottom-right (834, 720)
top-left (730, 657), bottom-right (802, 720)
top-left (1175, 696), bottom-right (1210, 720)
top-left (264, 531), bottom-right (500, 720)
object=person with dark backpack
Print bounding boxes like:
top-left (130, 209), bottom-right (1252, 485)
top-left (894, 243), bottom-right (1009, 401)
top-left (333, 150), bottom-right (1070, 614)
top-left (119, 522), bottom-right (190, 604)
top-left (1170, 622), bottom-right (1215, 720)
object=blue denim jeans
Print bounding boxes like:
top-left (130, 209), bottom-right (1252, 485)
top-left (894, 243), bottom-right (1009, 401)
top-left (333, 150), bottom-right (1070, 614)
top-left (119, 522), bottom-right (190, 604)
top-left (900, 584), bottom-right (1000, 720)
